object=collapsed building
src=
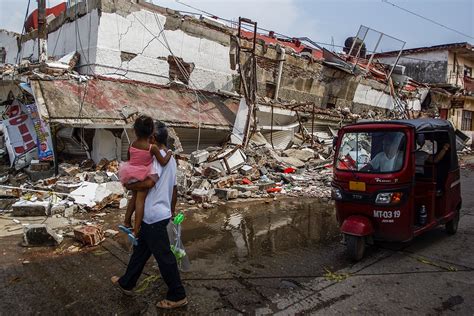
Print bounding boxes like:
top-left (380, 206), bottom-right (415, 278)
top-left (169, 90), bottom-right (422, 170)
top-left (0, 0), bottom-right (470, 232)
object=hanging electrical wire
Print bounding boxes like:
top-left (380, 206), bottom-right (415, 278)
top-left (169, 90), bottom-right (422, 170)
top-left (381, 0), bottom-right (474, 40)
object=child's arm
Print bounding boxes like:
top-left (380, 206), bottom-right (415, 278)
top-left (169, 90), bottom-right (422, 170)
top-left (151, 144), bottom-right (172, 166)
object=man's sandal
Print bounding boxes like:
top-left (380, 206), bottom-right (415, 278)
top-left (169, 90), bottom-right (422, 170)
top-left (111, 276), bottom-right (134, 297)
top-left (156, 298), bottom-right (188, 309)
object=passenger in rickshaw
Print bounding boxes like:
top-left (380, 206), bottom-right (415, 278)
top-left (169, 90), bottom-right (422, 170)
top-left (415, 135), bottom-right (450, 175)
top-left (362, 133), bottom-right (404, 172)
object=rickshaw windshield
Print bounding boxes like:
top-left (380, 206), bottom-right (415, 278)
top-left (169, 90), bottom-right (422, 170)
top-left (336, 131), bottom-right (407, 173)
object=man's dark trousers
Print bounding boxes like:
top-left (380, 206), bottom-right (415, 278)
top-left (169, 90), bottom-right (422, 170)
top-left (119, 219), bottom-right (186, 301)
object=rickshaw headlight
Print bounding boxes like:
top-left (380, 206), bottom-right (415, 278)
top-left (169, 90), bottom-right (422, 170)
top-left (332, 187), bottom-right (343, 200)
top-left (375, 192), bottom-right (403, 205)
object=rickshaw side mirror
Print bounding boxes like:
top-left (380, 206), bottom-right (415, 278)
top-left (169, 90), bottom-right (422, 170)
top-left (332, 136), bottom-right (338, 148)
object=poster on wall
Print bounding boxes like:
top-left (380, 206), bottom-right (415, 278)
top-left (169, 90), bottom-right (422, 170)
top-left (24, 103), bottom-right (54, 161)
top-left (2, 101), bottom-right (38, 169)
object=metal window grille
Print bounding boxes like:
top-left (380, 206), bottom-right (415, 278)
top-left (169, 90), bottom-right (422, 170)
top-left (461, 110), bottom-right (473, 131)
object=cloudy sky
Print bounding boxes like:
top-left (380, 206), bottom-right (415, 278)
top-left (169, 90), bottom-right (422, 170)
top-left (1, 0), bottom-right (472, 51)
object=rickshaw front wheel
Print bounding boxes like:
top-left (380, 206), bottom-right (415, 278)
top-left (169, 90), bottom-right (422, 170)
top-left (445, 210), bottom-right (460, 235)
top-left (346, 234), bottom-right (365, 261)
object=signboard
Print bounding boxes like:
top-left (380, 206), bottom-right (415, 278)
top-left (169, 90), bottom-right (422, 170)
top-left (2, 102), bottom-right (37, 169)
top-left (451, 98), bottom-right (465, 109)
top-left (1, 99), bottom-right (54, 169)
top-left (24, 103), bottom-right (54, 161)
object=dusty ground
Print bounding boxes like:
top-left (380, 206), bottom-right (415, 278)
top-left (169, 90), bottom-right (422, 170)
top-left (1, 161), bottom-right (474, 315)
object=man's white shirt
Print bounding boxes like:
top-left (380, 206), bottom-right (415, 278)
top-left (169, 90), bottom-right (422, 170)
top-left (143, 150), bottom-right (177, 224)
top-left (370, 151), bottom-right (403, 172)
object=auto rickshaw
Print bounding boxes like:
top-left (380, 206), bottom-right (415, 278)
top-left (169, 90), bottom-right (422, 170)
top-left (332, 119), bottom-right (461, 260)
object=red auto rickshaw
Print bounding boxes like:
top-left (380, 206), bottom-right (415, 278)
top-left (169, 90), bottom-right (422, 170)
top-left (332, 119), bottom-right (462, 260)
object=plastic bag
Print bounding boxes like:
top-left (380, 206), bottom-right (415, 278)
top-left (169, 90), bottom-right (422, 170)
top-left (167, 214), bottom-right (190, 272)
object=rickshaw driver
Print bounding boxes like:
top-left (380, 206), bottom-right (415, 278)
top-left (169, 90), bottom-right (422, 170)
top-left (362, 133), bottom-right (404, 172)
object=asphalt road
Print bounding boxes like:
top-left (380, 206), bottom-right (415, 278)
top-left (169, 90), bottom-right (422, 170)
top-left (0, 167), bottom-right (473, 315)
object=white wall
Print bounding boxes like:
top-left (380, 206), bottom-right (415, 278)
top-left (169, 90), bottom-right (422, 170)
top-left (378, 50), bottom-right (449, 66)
top-left (0, 30), bottom-right (19, 64)
top-left (20, 9), bottom-right (99, 74)
top-left (353, 83), bottom-right (393, 109)
top-left (95, 10), bottom-right (237, 92)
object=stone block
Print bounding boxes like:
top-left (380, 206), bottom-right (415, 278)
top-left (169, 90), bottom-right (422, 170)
top-left (215, 188), bottom-right (238, 200)
top-left (64, 205), bottom-right (78, 217)
top-left (232, 185), bottom-right (259, 192)
top-left (59, 163), bottom-right (81, 177)
top-left (74, 225), bottom-right (105, 246)
top-left (191, 188), bottom-right (214, 203)
top-left (212, 175), bottom-right (238, 189)
top-left (12, 200), bottom-right (50, 217)
top-left (48, 204), bottom-right (66, 216)
top-left (23, 224), bottom-right (63, 246)
top-left (256, 181), bottom-right (276, 191)
top-left (190, 150), bottom-right (209, 165)
top-left (30, 160), bottom-right (51, 171)
top-left (25, 167), bottom-right (55, 182)
top-left (0, 198), bottom-right (17, 210)
top-left (239, 165), bottom-right (253, 175)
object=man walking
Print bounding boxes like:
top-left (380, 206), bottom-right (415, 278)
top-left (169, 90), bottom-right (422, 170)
top-left (111, 122), bottom-right (187, 309)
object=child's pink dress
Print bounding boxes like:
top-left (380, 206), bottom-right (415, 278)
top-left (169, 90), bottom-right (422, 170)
top-left (119, 145), bottom-right (155, 184)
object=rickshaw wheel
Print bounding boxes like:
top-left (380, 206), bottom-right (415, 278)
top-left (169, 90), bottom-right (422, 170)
top-left (346, 235), bottom-right (365, 261)
top-left (445, 210), bottom-right (460, 235)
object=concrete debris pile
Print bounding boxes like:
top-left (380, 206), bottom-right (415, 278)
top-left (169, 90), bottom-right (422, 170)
top-left (176, 139), bottom-right (334, 208)
top-left (1, 158), bottom-right (125, 247)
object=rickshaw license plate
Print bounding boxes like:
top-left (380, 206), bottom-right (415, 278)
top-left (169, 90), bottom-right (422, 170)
top-left (349, 181), bottom-right (366, 191)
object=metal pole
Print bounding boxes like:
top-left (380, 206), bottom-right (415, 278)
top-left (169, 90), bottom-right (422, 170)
top-left (270, 103), bottom-right (274, 149)
top-left (366, 32), bottom-right (383, 72)
top-left (387, 42), bottom-right (406, 80)
top-left (37, 0), bottom-right (48, 64)
top-left (347, 25), bottom-right (363, 57)
top-left (311, 103), bottom-right (315, 146)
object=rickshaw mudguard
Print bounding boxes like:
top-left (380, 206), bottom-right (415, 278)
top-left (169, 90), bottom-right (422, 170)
top-left (341, 215), bottom-right (374, 237)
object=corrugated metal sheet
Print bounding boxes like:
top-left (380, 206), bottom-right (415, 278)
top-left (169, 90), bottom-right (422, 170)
top-left (31, 78), bottom-right (239, 129)
top-left (174, 127), bottom-right (229, 154)
top-left (262, 130), bottom-right (294, 150)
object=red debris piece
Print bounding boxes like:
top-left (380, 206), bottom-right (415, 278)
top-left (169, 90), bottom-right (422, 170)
top-left (267, 187), bottom-right (282, 193)
top-left (283, 167), bottom-right (296, 174)
top-left (242, 178), bottom-right (253, 185)
top-left (74, 225), bottom-right (105, 246)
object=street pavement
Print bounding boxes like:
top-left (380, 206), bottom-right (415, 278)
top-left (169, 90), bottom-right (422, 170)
top-left (0, 167), bottom-right (473, 314)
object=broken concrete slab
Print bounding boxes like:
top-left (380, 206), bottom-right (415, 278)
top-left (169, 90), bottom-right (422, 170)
top-left (70, 181), bottom-right (124, 211)
top-left (212, 175), bottom-right (238, 189)
top-left (23, 224), bottom-right (63, 246)
top-left (191, 188), bottom-right (214, 203)
top-left (74, 225), bottom-right (105, 246)
top-left (12, 200), bottom-right (50, 217)
top-left (59, 163), bottom-right (80, 177)
top-left (48, 204), bottom-right (66, 216)
top-left (232, 185), bottom-right (259, 192)
top-left (190, 150), bottom-right (210, 165)
top-left (239, 165), bottom-right (253, 175)
top-left (283, 149), bottom-right (315, 162)
top-left (215, 188), bottom-right (238, 200)
top-left (64, 205), bottom-right (77, 217)
top-left (279, 157), bottom-right (306, 168)
top-left (0, 198), bottom-right (17, 210)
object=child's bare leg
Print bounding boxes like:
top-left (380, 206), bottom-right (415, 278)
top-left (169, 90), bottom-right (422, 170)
top-left (124, 191), bottom-right (136, 228)
top-left (133, 190), bottom-right (148, 236)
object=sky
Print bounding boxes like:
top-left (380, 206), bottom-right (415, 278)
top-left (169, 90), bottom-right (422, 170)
top-left (0, 0), bottom-right (473, 51)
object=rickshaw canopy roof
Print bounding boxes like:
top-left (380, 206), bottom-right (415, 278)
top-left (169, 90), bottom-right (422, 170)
top-left (351, 119), bottom-right (454, 134)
